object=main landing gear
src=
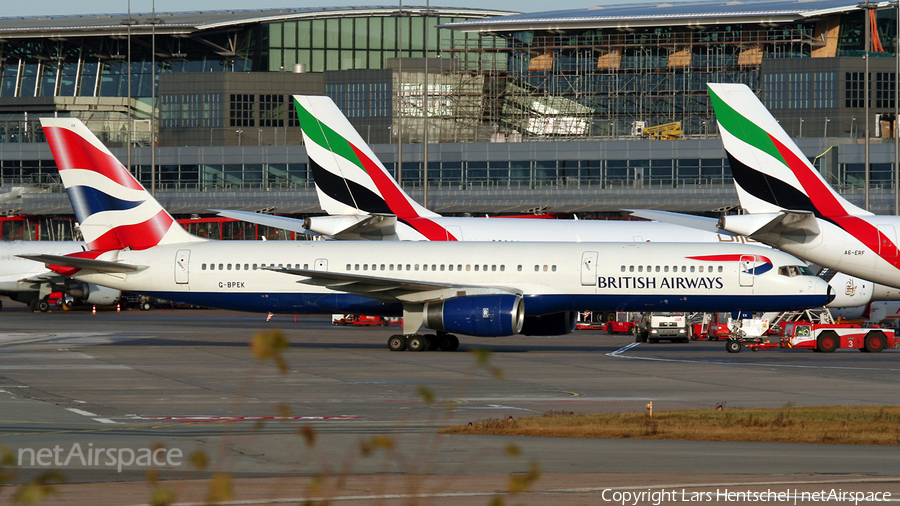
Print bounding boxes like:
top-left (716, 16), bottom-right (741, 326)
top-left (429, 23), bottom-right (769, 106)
top-left (29, 299), bottom-right (50, 312)
top-left (387, 333), bottom-right (460, 352)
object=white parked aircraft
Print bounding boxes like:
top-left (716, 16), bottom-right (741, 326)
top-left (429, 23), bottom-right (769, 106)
top-left (22, 117), bottom-right (832, 351)
top-left (215, 94), bottom-right (893, 314)
top-left (0, 240), bottom-right (120, 311)
top-left (635, 83), bottom-right (900, 293)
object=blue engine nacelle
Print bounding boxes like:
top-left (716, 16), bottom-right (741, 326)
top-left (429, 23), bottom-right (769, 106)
top-left (424, 294), bottom-right (524, 337)
top-left (521, 312), bottom-right (577, 336)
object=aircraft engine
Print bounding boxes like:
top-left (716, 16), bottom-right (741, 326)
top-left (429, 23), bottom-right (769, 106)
top-left (521, 312), bottom-right (577, 336)
top-left (68, 283), bottom-right (121, 306)
top-left (424, 294), bottom-right (524, 337)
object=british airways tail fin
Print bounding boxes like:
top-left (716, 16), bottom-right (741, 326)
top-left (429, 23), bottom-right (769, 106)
top-left (707, 83), bottom-right (870, 217)
top-left (40, 118), bottom-right (203, 251)
top-left (292, 95), bottom-right (438, 220)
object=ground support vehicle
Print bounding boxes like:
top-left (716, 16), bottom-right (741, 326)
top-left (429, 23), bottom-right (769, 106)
top-left (725, 338), bottom-right (779, 353)
top-left (576, 311), bottom-right (638, 333)
top-left (604, 312), bottom-right (638, 334)
top-left (779, 321), bottom-right (897, 353)
top-left (635, 312), bottom-right (689, 343)
top-left (332, 314), bottom-right (398, 326)
top-left (690, 312), bottom-right (733, 341)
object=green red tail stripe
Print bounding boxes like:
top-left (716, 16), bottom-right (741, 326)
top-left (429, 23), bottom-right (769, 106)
top-left (710, 84), bottom-right (900, 269)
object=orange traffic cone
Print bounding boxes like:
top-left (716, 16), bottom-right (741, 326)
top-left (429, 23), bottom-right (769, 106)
top-left (92, 305), bottom-right (97, 315)
top-left (266, 312), bottom-right (273, 322)
top-left (116, 303), bottom-right (121, 313)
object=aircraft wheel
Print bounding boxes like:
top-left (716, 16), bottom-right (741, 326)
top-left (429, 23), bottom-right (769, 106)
top-left (29, 299), bottom-right (39, 312)
top-left (726, 340), bottom-right (742, 353)
top-left (406, 335), bottom-right (427, 352)
top-left (438, 334), bottom-right (460, 351)
top-left (387, 335), bottom-right (407, 352)
top-left (816, 331), bottom-right (839, 353)
top-left (38, 300), bottom-right (50, 312)
top-left (141, 302), bottom-right (151, 311)
top-left (420, 334), bottom-right (436, 351)
top-left (864, 332), bottom-right (886, 353)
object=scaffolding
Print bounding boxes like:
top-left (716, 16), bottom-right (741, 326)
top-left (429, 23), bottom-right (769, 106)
top-left (440, 25), bottom-right (824, 141)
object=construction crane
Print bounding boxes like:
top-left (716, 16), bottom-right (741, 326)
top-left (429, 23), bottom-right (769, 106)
top-left (643, 121), bottom-right (682, 140)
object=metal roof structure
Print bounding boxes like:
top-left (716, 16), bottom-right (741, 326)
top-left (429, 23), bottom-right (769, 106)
top-left (0, 6), bottom-right (515, 38)
top-left (443, 0), bottom-right (891, 32)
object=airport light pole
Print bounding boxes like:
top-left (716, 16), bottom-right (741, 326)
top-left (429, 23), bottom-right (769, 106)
top-left (862, 0), bottom-right (873, 211)
top-left (895, 0), bottom-right (899, 213)
top-left (397, 0), bottom-right (403, 186)
top-left (422, 0), bottom-right (430, 209)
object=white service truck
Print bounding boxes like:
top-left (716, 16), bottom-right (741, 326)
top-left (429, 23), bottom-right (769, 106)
top-left (635, 312), bottom-right (689, 343)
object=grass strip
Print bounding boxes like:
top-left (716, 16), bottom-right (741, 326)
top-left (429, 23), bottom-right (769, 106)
top-left (438, 406), bottom-right (900, 445)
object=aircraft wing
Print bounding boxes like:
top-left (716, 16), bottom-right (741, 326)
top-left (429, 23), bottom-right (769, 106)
top-left (18, 272), bottom-right (69, 284)
top-left (211, 209), bottom-right (321, 236)
top-left (627, 209), bottom-right (736, 235)
top-left (264, 266), bottom-right (520, 303)
top-left (17, 254), bottom-right (148, 274)
top-left (214, 209), bottom-right (401, 240)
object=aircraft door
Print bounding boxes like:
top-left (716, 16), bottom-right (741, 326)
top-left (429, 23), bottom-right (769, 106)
top-left (315, 258), bottom-right (328, 271)
top-left (581, 251), bottom-right (599, 286)
top-left (175, 249), bottom-right (191, 284)
top-left (878, 225), bottom-right (898, 257)
top-left (739, 255), bottom-right (754, 287)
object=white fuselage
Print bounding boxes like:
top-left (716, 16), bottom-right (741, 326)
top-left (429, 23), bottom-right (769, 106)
top-left (0, 241), bottom-right (86, 303)
top-left (769, 217), bottom-right (900, 290)
top-left (394, 217), bottom-right (749, 243)
top-left (65, 240), bottom-right (831, 316)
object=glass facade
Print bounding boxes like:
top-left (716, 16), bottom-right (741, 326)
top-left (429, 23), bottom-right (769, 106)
top-left (764, 72), bottom-right (838, 110)
top-left (0, 156), bottom-right (733, 191)
top-left (0, 32), bottom-right (256, 100)
top-left (265, 15), bottom-right (482, 72)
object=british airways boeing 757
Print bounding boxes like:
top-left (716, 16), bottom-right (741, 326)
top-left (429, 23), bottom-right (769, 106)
top-left (23, 117), bottom-right (832, 351)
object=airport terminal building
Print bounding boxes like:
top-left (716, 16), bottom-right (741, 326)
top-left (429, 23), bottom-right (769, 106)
top-left (1, 0), bottom-right (900, 240)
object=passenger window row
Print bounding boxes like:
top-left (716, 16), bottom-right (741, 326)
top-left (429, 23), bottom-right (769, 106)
top-left (201, 263), bottom-right (310, 271)
top-left (200, 262), bottom-right (562, 274)
top-left (621, 265), bottom-right (723, 273)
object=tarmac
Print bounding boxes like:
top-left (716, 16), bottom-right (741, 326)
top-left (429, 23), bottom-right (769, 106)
top-left (0, 305), bottom-right (898, 505)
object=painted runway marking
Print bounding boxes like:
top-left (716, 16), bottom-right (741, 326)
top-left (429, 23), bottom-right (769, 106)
top-left (122, 415), bottom-right (363, 423)
top-left (0, 352), bottom-right (95, 359)
top-left (606, 343), bottom-right (900, 370)
top-left (93, 418), bottom-right (118, 424)
top-left (65, 408), bottom-right (98, 417)
top-left (0, 365), bottom-right (129, 370)
top-left (608, 342), bottom-right (641, 356)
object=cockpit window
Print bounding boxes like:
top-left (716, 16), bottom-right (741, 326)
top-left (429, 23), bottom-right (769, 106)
top-left (778, 266), bottom-right (805, 277)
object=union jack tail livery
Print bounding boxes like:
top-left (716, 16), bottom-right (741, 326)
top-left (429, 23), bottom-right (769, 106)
top-left (40, 118), bottom-right (202, 252)
top-left (707, 83), bottom-right (869, 218)
top-left (293, 95), bottom-right (438, 221)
